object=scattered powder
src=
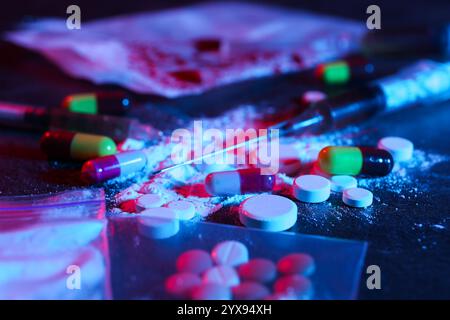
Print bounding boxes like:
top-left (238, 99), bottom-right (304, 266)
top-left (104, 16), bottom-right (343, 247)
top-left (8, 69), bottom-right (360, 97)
top-left (108, 104), bottom-right (449, 232)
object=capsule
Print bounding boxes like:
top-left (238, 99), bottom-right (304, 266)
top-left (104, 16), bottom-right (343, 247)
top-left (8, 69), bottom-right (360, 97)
top-left (205, 168), bottom-right (275, 196)
top-left (81, 150), bottom-right (148, 183)
top-left (318, 146), bottom-right (394, 176)
top-left (315, 57), bottom-right (374, 85)
top-left (62, 91), bottom-right (132, 115)
top-left (40, 130), bottom-right (116, 161)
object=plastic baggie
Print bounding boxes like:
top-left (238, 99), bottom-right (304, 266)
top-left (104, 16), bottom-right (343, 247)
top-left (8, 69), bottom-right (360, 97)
top-left (0, 188), bottom-right (111, 299)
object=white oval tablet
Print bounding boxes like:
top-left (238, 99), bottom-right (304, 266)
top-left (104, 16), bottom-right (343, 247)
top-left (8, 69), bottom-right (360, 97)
top-left (239, 194), bottom-right (297, 232)
top-left (377, 136), bottom-right (414, 162)
top-left (166, 200), bottom-right (196, 220)
top-left (202, 265), bottom-right (240, 287)
top-left (302, 90), bottom-right (326, 105)
top-left (135, 194), bottom-right (165, 212)
top-left (342, 187), bottom-right (373, 208)
top-left (137, 207), bottom-right (179, 239)
top-left (330, 175), bottom-right (358, 192)
top-left (293, 175), bottom-right (330, 203)
top-left (211, 240), bottom-right (249, 267)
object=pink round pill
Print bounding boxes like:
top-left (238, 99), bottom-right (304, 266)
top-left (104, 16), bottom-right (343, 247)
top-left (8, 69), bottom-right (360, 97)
top-left (232, 282), bottom-right (270, 300)
top-left (190, 283), bottom-right (231, 300)
top-left (277, 253), bottom-right (315, 276)
top-left (274, 275), bottom-right (313, 300)
top-left (176, 249), bottom-right (213, 275)
top-left (238, 258), bottom-right (277, 283)
top-left (165, 273), bottom-right (201, 297)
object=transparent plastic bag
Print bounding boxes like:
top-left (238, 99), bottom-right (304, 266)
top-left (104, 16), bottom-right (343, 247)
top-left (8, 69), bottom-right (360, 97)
top-left (0, 189), bottom-right (111, 299)
top-left (109, 220), bottom-right (367, 300)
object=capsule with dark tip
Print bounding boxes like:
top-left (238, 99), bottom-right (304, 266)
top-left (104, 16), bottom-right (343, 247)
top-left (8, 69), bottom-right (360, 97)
top-left (205, 168), bottom-right (276, 196)
top-left (62, 91), bottom-right (132, 115)
top-left (40, 130), bottom-right (117, 161)
top-left (81, 150), bottom-right (148, 184)
top-left (318, 146), bottom-right (394, 176)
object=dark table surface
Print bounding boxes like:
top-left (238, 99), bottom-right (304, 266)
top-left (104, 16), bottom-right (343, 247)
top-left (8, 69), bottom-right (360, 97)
top-left (1, 0), bottom-right (450, 300)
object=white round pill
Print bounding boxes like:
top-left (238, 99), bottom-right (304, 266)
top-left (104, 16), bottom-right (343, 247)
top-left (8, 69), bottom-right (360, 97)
top-left (293, 174), bottom-right (330, 203)
top-left (239, 194), bottom-right (297, 232)
top-left (330, 175), bottom-right (358, 192)
top-left (377, 136), bottom-right (414, 162)
top-left (211, 240), bottom-right (249, 267)
top-left (342, 187), bottom-right (373, 208)
top-left (166, 200), bottom-right (195, 220)
top-left (137, 207), bottom-right (179, 239)
top-left (302, 90), bottom-right (326, 105)
top-left (202, 265), bottom-right (240, 287)
top-left (135, 194), bottom-right (165, 212)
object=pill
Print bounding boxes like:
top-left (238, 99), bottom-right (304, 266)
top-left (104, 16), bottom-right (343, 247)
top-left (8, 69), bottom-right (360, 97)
top-left (166, 200), bottom-right (196, 220)
top-left (137, 207), bottom-right (179, 239)
top-left (135, 194), bottom-right (165, 212)
top-left (293, 174), bottom-right (331, 203)
top-left (300, 90), bottom-right (327, 107)
top-left (205, 168), bottom-right (275, 196)
top-left (264, 292), bottom-right (297, 300)
top-left (342, 187), bottom-right (373, 208)
top-left (377, 136), bottom-right (414, 162)
top-left (318, 146), bottom-right (394, 176)
top-left (81, 150), bottom-right (148, 183)
top-left (330, 175), bottom-right (358, 192)
top-left (277, 253), bottom-right (315, 276)
top-left (238, 258), bottom-right (277, 283)
top-left (211, 240), bottom-right (249, 267)
top-left (40, 130), bottom-right (116, 161)
top-left (165, 273), bottom-right (202, 297)
top-left (189, 283), bottom-right (231, 300)
top-left (202, 265), bottom-right (240, 287)
top-left (62, 91), bottom-right (131, 115)
top-left (176, 250), bottom-right (213, 274)
top-left (239, 194), bottom-right (297, 232)
top-left (273, 275), bottom-right (313, 300)
top-left (315, 57), bottom-right (374, 85)
top-left (232, 282), bottom-right (270, 300)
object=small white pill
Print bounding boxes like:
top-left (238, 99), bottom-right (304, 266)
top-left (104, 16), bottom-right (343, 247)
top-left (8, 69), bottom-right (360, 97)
top-left (202, 265), bottom-right (240, 287)
top-left (330, 175), bottom-right (358, 192)
top-left (293, 174), bottom-right (330, 203)
top-left (137, 207), bottom-right (179, 239)
top-left (135, 194), bottom-right (165, 212)
top-left (239, 194), bottom-right (297, 232)
top-left (165, 200), bottom-right (196, 220)
top-left (211, 240), bottom-right (249, 267)
top-left (377, 136), bottom-right (414, 162)
top-left (342, 187), bottom-right (373, 208)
